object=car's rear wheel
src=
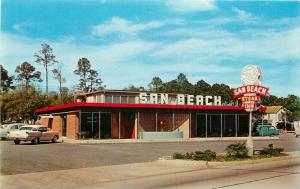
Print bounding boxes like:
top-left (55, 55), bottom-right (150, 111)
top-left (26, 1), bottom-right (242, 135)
top-left (14, 140), bottom-right (20, 145)
top-left (52, 135), bottom-right (58, 143)
top-left (31, 138), bottom-right (39, 145)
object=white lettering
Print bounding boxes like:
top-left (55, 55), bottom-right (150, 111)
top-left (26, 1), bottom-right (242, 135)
top-left (214, 96), bottom-right (222, 105)
top-left (160, 94), bottom-right (168, 104)
top-left (150, 93), bottom-right (158, 104)
top-left (187, 95), bottom-right (194, 105)
top-left (196, 95), bottom-right (204, 105)
top-left (177, 94), bottom-right (185, 105)
top-left (139, 93), bottom-right (147, 104)
top-left (205, 96), bottom-right (213, 106)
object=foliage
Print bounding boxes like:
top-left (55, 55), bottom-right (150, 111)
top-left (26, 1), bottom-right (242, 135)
top-left (193, 150), bottom-right (217, 161)
top-left (0, 65), bottom-right (15, 92)
top-left (15, 62), bottom-right (42, 92)
top-left (172, 152), bottom-right (185, 159)
top-left (148, 77), bottom-right (164, 92)
top-left (34, 43), bottom-right (57, 95)
top-left (0, 85), bottom-right (73, 123)
top-left (1, 86), bottom-right (51, 123)
top-left (125, 84), bottom-right (145, 91)
top-left (74, 58), bottom-right (104, 92)
top-left (172, 150), bottom-right (217, 161)
top-left (259, 144), bottom-right (284, 157)
top-left (226, 142), bottom-right (249, 159)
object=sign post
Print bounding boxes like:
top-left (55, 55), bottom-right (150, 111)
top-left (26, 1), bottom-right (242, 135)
top-left (232, 65), bottom-right (269, 157)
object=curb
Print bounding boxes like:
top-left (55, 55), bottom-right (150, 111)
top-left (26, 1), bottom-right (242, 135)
top-left (62, 136), bottom-right (280, 144)
top-left (158, 152), bottom-right (300, 168)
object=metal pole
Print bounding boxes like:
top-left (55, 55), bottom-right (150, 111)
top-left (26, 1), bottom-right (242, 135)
top-left (172, 112), bottom-right (175, 131)
top-left (99, 112), bottom-right (101, 139)
top-left (91, 113), bottom-right (94, 138)
top-left (79, 112), bottom-right (82, 140)
top-left (220, 113), bottom-right (223, 138)
top-left (205, 113), bottom-right (208, 138)
top-left (119, 111), bottom-right (121, 139)
top-left (155, 112), bottom-right (158, 132)
top-left (189, 112), bottom-right (191, 138)
top-left (137, 112), bottom-right (140, 139)
top-left (235, 114), bottom-right (237, 137)
top-left (246, 111), bottom-right (254, 157)
top-left (195, 113), bottom-right (198, 137)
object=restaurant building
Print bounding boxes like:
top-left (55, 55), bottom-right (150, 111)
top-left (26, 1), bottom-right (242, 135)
top-left (36, 90), bottom-right (249, 140)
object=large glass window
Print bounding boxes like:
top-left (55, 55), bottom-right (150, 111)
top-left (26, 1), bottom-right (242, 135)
top-left (105, 95), bottom-right (113, 103)
top-left (128, 96), bottom-right (135, 104)
top-left (121, 96), bottom-right (128, 103)
top-left (223, 115), bottom-right (236, 137)
top-left (80, 112), bottom-right (112, 139)
top-left (113, 96), bottom-right (120, 103)
top-left (196, 114), bottom-right (206, 137)
top-left (237, 114), bottom-right (249, 137)
top-left (207, 114), bottom-right (221, 137)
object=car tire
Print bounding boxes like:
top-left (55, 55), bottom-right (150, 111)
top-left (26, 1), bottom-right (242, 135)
top-left (52, 135), bottom-right (58, 143)
top-left (14, 140), bottom-right (20, 145)
top-left (31, 138), bottom-right (38, 145)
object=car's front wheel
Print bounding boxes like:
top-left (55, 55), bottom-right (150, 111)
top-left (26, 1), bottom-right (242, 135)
top-left (31, 138), bottom-right (39, 145)
top-left (52, 135), bottom-right (58, 143)
top-left (14, 140), bottom-right (20, 145)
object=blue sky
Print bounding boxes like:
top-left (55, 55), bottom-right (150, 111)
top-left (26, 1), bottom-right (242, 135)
top-left (1, 0), bottom-right (300, 97)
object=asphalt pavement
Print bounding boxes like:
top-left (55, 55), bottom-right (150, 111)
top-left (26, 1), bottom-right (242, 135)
top-left (1, 133), bottom-right (300, 175)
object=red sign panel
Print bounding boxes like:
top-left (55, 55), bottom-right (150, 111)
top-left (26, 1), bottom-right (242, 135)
top-left (232, 85), bottom-right (269, 99)
top-left (232, 85), bottom-right (269, 112)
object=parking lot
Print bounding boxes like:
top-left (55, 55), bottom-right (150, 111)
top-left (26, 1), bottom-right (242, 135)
top-left (1, 134), bottom-right (300, 175)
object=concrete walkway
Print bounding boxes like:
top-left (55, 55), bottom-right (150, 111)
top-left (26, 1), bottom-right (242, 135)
top-left (1, 152), bottom-right (298, 189)
top-left (62, 136), bottom-right (279, 144)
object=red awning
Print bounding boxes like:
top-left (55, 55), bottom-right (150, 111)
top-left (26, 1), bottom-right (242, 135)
top-left (35, 102), bottom-right (245, 113)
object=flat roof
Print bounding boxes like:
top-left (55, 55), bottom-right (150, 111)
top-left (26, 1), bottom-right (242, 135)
top-left (36, 102), bottom-right (245, 113)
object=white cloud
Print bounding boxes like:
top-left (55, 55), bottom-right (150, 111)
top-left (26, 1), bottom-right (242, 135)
top-left (92, 17), bottom-right (164, 36)
top-left (154, 27), bottom-right (300, 61)
top-left (12, 22), bottom-right (33, 33)
top-left (232, 7), bottom-right (252, 19)
top-left (166, 0), bottom-right (216, 12)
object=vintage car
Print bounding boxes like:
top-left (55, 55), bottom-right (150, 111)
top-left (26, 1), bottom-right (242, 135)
top-left (0, 123), bottom-right (25, 140)
top-left (256, 125), bottom-right (280, 136)
top-left (8, 125), bottom-right (59, 145)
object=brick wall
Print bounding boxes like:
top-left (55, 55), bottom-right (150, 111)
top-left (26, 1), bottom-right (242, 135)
top-left (40, 118), bottom-right (49, 127)
top-left (52, 116), bottom-right (62, 137)
top-left (66, 113), bottom-right (79, 139)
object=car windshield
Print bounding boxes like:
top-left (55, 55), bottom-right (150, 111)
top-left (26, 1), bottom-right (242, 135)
top-left (19, 127), bottom-right (33, 131)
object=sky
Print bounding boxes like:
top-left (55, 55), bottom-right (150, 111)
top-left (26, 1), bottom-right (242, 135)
top-left (1, 0), bottom-right (300, 97)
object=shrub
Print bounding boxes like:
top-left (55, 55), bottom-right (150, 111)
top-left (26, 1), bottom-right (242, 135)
top-left (260, 144), bottom-right (284, 156)
top-left (173, 152), bottom-right (184, 159)
top-left (193, 150), bottom-right (217, 161)
top-left (226, 142), bottom-right (249, 159)
top-left (184, 152), bottom-right (195, 159)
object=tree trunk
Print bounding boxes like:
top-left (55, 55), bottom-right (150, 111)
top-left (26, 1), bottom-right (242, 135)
top-left (46, 64), bottom-right (48, 96)
top-left (59, 77), bottom-right (62, 103)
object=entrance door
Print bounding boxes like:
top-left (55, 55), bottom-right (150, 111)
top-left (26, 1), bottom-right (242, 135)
top-left (100, 113), bottom-right (112, 139)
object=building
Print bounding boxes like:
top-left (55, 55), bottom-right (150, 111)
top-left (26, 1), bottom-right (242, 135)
top-left (36, 90), bottom-right (249, 140)
top-left (262, 106), bottom-right (290, 127)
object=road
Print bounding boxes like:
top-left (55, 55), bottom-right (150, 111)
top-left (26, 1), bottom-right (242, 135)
top-left (1, 153), bottom-right (299, 189)
top-left (100, 158), bottom-right (300, 189)
top-left (1, 133), bottom-right (300, 175)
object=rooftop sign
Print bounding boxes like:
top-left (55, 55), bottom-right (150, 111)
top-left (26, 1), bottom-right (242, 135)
top-left (232, 65), bottom-right (269, 112)
top-left (139, 93), bottom-right (222, 106)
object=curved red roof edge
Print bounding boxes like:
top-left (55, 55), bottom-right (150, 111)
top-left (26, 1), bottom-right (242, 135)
top-left (35, 102), bottom-right (245, 113)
